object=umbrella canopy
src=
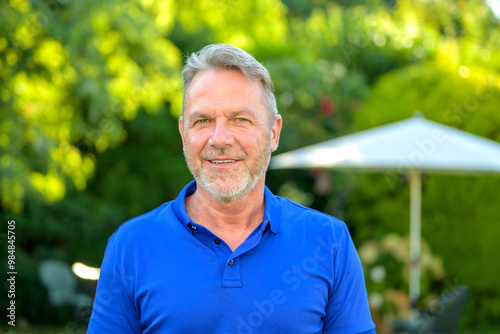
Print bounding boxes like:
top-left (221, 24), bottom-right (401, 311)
top-left (270, 113), bottom-right (500, 307)
top-left (271, 113), bottom-right (500, 174)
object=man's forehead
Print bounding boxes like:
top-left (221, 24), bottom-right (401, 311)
top-left (184, 70), bottom-right (265, 112)
top-left (188, 69), bottom-right (262, 94)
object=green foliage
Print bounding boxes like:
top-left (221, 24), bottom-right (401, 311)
top-left (345, 1), bottom-right (500, 325)
top-left (0, 0), bottom-right (184, 212)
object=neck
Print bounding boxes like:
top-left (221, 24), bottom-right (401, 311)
top-left (185, 178), bottom-right (266, 250)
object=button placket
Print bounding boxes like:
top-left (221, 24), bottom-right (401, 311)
top-left (222, 256), bottom-right (241, 288)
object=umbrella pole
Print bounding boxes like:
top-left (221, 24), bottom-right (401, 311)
top-left (409, 169), bottom-right (422, 311)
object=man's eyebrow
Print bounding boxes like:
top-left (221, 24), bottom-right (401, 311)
top-left (188, 111), bottom-right (210, 122)
top-left (228, 110), bottom-right (253, 118)
top-left (188, 110), bottom-right (254, 121)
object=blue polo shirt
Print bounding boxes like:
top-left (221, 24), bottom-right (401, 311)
top-left (88, 181), bottom-right (375, 334)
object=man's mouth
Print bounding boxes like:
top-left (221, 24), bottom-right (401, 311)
top-left (209, 159), bottom-right (236, 164)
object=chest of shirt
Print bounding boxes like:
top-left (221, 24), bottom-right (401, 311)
top-left (128, 230), bottom-right (334, 333)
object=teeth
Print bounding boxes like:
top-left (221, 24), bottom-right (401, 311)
top-left (211, 160), bottom-right (235, 164)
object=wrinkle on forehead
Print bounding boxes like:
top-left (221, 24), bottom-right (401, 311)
top-left (185, 70), bottom-right (265, 110)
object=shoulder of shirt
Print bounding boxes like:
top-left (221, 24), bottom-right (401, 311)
top-left (274, 195), bottom-right (347, 229)
top-left (108, 200), bottom-right (175, 242)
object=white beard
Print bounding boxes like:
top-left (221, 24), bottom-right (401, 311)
top-left (184, 143), bottom-right (271, 203)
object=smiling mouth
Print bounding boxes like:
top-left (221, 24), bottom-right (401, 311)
top-left (209, 160), bottom-right (236, 164)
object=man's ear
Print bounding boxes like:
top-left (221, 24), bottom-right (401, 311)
top-left (179, 116), bottom-right (186, 151)
top-left (270, 115), bottom-right (282, 152)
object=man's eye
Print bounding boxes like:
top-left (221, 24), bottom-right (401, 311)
top-left (236, 118), bottom-right (249, 122)
top-left (196, 119), bottom-right (208, 124)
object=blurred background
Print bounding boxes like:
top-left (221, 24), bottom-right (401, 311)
top-left (1, 0), bottom-right (500, 332)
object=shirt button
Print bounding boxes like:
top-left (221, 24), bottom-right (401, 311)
top-left (191, 225), bottom-right (198, 231)
top-left (228, 259), bottom-right (234, 266)
top-left (214, 239), bottom-right (221, 245)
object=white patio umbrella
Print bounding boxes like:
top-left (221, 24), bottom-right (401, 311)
top-left (270, 113), bottom-right (500, 307)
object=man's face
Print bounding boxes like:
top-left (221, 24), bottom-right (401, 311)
top-left (179, 70), bottom-right (281, 203)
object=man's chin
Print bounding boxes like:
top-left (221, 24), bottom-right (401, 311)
top-left (198, 180), bottom-right (251, 203)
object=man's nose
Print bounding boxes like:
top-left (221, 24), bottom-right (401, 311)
top-left (209, 120), bottom-right (235, 147)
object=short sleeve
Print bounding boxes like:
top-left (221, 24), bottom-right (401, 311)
top-left (87, 236), bottom-right (141, 334)
top-left (323, 224), bottom-right (376, 333)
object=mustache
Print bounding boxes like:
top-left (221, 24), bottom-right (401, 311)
top-left (200, 148), bottom-right (247, 160)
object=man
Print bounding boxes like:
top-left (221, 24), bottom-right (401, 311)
top-left (88, 44), bottom-right (375, 333)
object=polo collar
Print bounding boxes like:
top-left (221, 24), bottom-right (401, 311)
top-left (172, 180), bottom-right (282, 234)
top-left (263, 184), bottom-right (282, 233)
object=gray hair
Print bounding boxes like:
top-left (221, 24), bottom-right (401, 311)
top-left (181, 44), bottom-right (278, 124)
